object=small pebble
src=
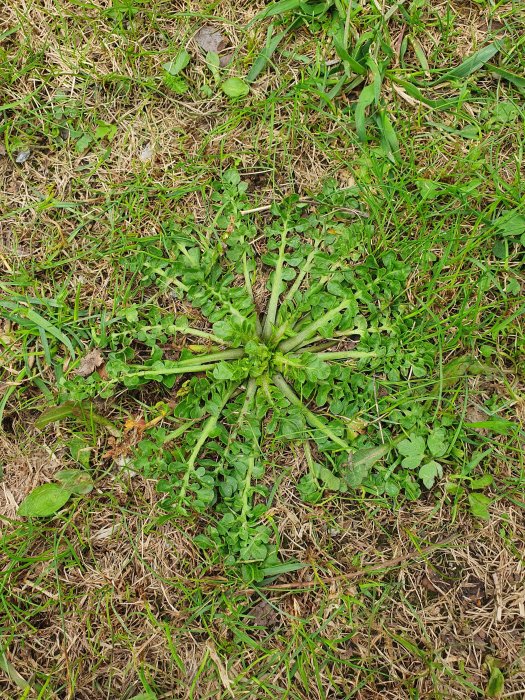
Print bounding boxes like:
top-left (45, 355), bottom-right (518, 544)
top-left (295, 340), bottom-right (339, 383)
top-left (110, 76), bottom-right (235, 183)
top-left (16, 149), bottom-right (31, 163)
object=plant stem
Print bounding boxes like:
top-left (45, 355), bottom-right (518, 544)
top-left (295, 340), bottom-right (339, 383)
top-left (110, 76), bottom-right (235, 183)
top-left (278, 299), bottom-right (351, 353)
top-left (122, 349), bottom-right (245, 380)
top-left (129, 362), bottom-right (222, 379)
top-left (243, 252), bottom-right (262, 335)
top-left (261, 223), bottom-right (289, 340)
top-left (303, 440), bottom-right (320, 488)
top-left (176, 327), bottom-right (232, 346)
top-left (203, 280), bottom-right (250, 324)
top-left (274, 266), bottom-right (345, 343)
top-left (271, 373), bottom-right (353, 451)
top-left (162, 417), bottom-right (202, 444)
top-left (312, 350), bottom-right (377, 361)
top-left (175, 349), bottom-right (244, 366)
top-left (178, 387), bottom-right (236, 503)
top-left (282, 242), bottom-right (320, 304)
top-left (271, 312), bottom-right (309, 346)
top-left (294, 341), bottom-right (337, 354)
top-left (293, 327), bottom-right (365, 352)
top-left (223, 378), bottom-right (258, 459)
top-left (240, 453), bottom-right (255, 520)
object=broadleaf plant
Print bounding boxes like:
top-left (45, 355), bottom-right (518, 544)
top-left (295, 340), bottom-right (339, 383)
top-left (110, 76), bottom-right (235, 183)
top-left (58, 170), bottom-right (455, 581)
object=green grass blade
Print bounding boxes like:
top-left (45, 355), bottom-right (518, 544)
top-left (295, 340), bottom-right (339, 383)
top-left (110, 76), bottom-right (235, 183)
top-left (355, 82), bottom-right (376, 142)
top-left (251, 0), bottom-right (303, 22)
top-left (247, 25), bottom-right (289, 83)
top-left (25, 308), bottom-right (76, 357)
top-left (432, 41), bottom-right (502, 85)
top-left (486, 63), bottom-right (525, 91)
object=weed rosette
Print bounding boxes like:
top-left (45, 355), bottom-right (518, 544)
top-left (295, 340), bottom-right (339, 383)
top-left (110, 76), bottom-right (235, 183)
top-left (60, 171), bottom-right (457, 581)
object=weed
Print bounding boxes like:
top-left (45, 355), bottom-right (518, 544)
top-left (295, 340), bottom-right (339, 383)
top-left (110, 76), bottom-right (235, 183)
top-left (1, 0), bottom-right (525, 695)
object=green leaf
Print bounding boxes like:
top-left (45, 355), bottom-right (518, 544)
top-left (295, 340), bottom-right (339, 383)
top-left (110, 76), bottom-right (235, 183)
top-left (252, 0), bottom-right (303, 21)
top-left (440, 355), bottom-right (484, 388)
top-left (332, 36), bottom-right (367, 75)
top-left (391, 78), bottom-right (457, 109)
top-left (35, 402), bottom-right (79, 429)
top-left (465, 419), bottom-right (517, 435)
top-left (56, 469), bottom-right (94, 495)
top-left (69, 436), bottom-right (91, 468)
top-left (24, 308), bottom-right (76, 357)
top-left (485, 666), bottom-right (505, 698)
top-left (34, 401), bottom-right (121, 437)
top-left (345, 444), bottom-right (390, 487)
top-left (0, 650), bottom-right (30, 690)
top-left (94, 122), bottom-right (117, 140)
top-left (469, 474), bottom-right (493, 490)
top-left (164, 75), bottom-right (188, 94)
top-left (355, 82), bottom-right (376, 142)
top-left (427, 428), bottom-right (448, 458)
top-left (418, 460), bottom-right (443, 489)
top-left (247, 26), bottom-right (288, 82)
top-left (378, 108), bottom-right (400, 160)
top-left (162, 50), bottom-right (191, 76)
top-left (494, 212), bottom-right (525, 238)
top-left (468, 492), bottom-right (491, 520)
top-left (318, 466), bottom-right (341, 491)
top-left (18, 484), bottom-right (71, 517)
top-left (221, 77), bottom-right (250, 98)
top-left (262, 561), bottom-right (306, 577)
top-left (486, 63), bottom-right (525, 92)
top-left (397, 434), bottom-right (426, 470)
top-left (433, 41), bottom-right (501, 84)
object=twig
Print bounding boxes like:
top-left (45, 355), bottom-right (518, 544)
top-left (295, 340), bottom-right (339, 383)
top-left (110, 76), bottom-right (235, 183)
top-left (240, 199), bottom-right (369, 217)
top-left (240, 204), bottom-right (273, 215)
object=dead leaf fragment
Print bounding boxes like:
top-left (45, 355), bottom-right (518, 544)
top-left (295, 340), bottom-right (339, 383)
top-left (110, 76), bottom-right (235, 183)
top-left (75, 348), bottom-right (103, 377)
top-left (195, 25), bottom-right (227, 54)
top-left (139, 143), bottom-right (154, 162)
top-left (219, 52), bottom-right (233, 68)
top-left (250, 599), bottom-right (281, 628)
top-left (206, 642), bottom-right (234, 698)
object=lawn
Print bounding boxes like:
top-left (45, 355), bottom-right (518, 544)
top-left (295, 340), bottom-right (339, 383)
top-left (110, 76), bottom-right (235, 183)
top-left (1, 0), bottom-right (525, 698)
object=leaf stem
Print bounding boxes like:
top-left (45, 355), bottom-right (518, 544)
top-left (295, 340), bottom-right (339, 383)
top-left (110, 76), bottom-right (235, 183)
top-left (311, 350), bottom-right (377, 361)
top-left (261, 223), bottom-right (289, 340)
top-left (240, 453), bottom-right (255, 520)
top-left (271, 373), bottom-right (353, 451)
top-left (277, 299), bottom-right (351, 353)
top-left (178, 386), bottom-right (237, 504)
top-left (293, 327), bottom-right (365, 352)
top-left (223, 377), bottom-right (258, 459)
top-left (161, 417), bottom-right (203, 444)
top-left (175, 326), bottom-right (232, 346)
top-left (294, 341), bottom-right (337, 354)
top-left (243, 252), bottom-right (262, 335)
top-left (116, 349), bottom-right (245, 381)
top-left (175, 349), bottom-right (245, 366)
top-left (282, 242), bottom-right (320, 304)
top-left (303, 440), bottom-right (320, 488)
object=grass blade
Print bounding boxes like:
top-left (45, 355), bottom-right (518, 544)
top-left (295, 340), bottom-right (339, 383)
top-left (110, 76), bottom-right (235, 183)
top-left (251, 0), bottom-right (303, 22)
top-left (432, 41), bottom-right (502, 84)
top-left (486, 63), bottom-right (525, 91)
top-left (355, 82), bottom-right (376, 142)
top-left (247, 25), bottom-right (289, 83)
